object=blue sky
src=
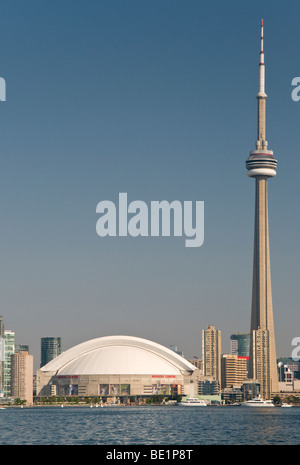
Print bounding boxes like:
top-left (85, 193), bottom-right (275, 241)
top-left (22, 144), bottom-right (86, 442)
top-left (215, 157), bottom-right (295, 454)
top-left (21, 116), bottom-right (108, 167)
top-left (0, 0), bottom-right (299, 367)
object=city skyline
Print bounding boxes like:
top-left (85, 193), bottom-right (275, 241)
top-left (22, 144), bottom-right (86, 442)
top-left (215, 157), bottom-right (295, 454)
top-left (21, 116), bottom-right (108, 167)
top-left (0, 315), bottom-right (296, 372)
top-left (0, 1), bottom-right (299, 368)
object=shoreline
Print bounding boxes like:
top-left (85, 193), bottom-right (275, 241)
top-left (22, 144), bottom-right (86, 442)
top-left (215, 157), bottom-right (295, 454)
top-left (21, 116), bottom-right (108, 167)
top-left (1, 402), bottom-right (298, 409)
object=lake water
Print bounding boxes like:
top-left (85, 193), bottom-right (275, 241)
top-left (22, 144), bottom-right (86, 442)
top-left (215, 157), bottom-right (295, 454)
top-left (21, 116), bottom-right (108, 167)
top-left (0, 405), bottom-right (299, 445)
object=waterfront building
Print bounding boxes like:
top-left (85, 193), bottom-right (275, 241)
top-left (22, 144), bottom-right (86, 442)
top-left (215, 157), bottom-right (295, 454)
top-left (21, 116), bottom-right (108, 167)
top-left (197, 379), bottom-right (220, 396)
top-left (278, 362), bottom-right (292, 383)
top-left (277, 358), bottom-right (300, 380)
top-left (221, 354), bottom-right (248, 389)
top-left (0, 316), bottom-right (4, 397)
top-left (245, 20), bottom-right (279, 398)
top-left (242, 380), bottom-right (260, 400)
top-left (4, 330), bottom-right (15, 396)
top-left (11, 351), bottom-right (33, 405)
top-left (40, 337), bottom-right (61, 367)
top-left (278, 379), bottom-right (300, 394)
top-left (251, 327), bottom-right (273, 399)
top-left (202, 325), bottom-right (221, 384)
top-left (36, 335), bottom-right (200, 400)
top-left (222, 387), bottom-right (243, 404)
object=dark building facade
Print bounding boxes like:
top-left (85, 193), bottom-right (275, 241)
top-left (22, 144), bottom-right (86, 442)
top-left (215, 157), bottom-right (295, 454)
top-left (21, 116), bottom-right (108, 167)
top-left (40, 337), bottom-right (61, 368)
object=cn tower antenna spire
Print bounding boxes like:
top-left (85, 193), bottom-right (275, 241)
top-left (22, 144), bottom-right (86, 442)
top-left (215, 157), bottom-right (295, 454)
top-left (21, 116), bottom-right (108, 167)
top-left (259, 19), bottom-right (265, 94)
top-left (260, 19), bottom-right (264, 63)
top-left (256, 18), bottom-right (267, 149)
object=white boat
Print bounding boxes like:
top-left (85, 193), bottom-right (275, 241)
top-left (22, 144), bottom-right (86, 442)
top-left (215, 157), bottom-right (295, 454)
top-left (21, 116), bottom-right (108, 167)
top-left (179, 397), bottom-right (208, 406)
top-left (242, 395), bottom-right (274, 407)
top-left (281, 402), bottom-right (292, 408)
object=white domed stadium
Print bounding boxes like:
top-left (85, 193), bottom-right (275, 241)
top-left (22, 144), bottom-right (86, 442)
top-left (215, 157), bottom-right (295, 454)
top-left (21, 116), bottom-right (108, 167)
top-left (36, 335), bottom-right (199, 400)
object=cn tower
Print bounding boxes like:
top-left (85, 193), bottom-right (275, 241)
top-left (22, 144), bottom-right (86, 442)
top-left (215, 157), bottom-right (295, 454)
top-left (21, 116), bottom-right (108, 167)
top-left (246, 20), bottom-right (278, 396)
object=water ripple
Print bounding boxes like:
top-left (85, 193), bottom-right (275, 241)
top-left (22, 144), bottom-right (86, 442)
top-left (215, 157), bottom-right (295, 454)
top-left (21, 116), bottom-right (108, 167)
top-left (0, 405), bottom-right (299, 445)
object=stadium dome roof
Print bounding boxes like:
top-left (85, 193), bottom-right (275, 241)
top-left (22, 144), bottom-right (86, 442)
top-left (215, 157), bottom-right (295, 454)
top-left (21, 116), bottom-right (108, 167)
top-left (40, 335), bottom-right (196, 376)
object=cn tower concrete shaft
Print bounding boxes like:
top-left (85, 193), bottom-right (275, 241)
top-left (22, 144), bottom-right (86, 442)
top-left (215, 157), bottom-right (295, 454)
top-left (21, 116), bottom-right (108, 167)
top-left (249, 178), bottom-right (278, 391)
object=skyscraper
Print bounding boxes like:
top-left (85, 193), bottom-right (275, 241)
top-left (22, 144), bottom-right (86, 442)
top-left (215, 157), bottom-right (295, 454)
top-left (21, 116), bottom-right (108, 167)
top-left (40, 337), bottom-right (61, 367)
top-left (0, 316), bottom-right (4, 397)
top-left (4, 330), bottom-right (15, 397)
top-left (245, 20), bottom-right (278, 398)
top-left (230, 333), bottom-right (250, 358)
top-left (202, 324), bottom-right (222, 384)
top-left (221, 354), bottom-right (248, 389)
top-left (11, 351), bottom-right (33, 405)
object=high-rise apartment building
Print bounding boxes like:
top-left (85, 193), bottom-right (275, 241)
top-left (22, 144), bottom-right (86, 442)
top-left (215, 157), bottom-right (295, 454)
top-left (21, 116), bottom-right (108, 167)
top-left (0, 316), bottom-right (4, 397)
top-left (202, 324), bottom-right (221, 384)
top-left (221, 354), bottom-right (248, 389)
top-left (11, 351), bottom-right (33, 405)
top-left (245, 20), bottom-right (279, 398)
top-left (4, 330), bottom-right (15, 396)
top-left (40, 337), bottom-right (61, 367)
top-left (251, 327), bottom-right (273, 399)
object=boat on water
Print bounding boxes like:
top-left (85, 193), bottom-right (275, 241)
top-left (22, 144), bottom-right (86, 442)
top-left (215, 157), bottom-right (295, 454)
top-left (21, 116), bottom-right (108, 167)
top-left (178, 397), bottom-right (208, 406)
top-left (242, 395), bottom-right (274, 407)
top-left (281, 402), bottom-right (292, 408)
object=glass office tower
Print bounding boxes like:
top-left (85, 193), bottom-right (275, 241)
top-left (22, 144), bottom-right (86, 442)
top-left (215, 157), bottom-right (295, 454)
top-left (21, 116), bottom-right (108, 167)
top-left (40, 337), bottom-right (61, 367)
